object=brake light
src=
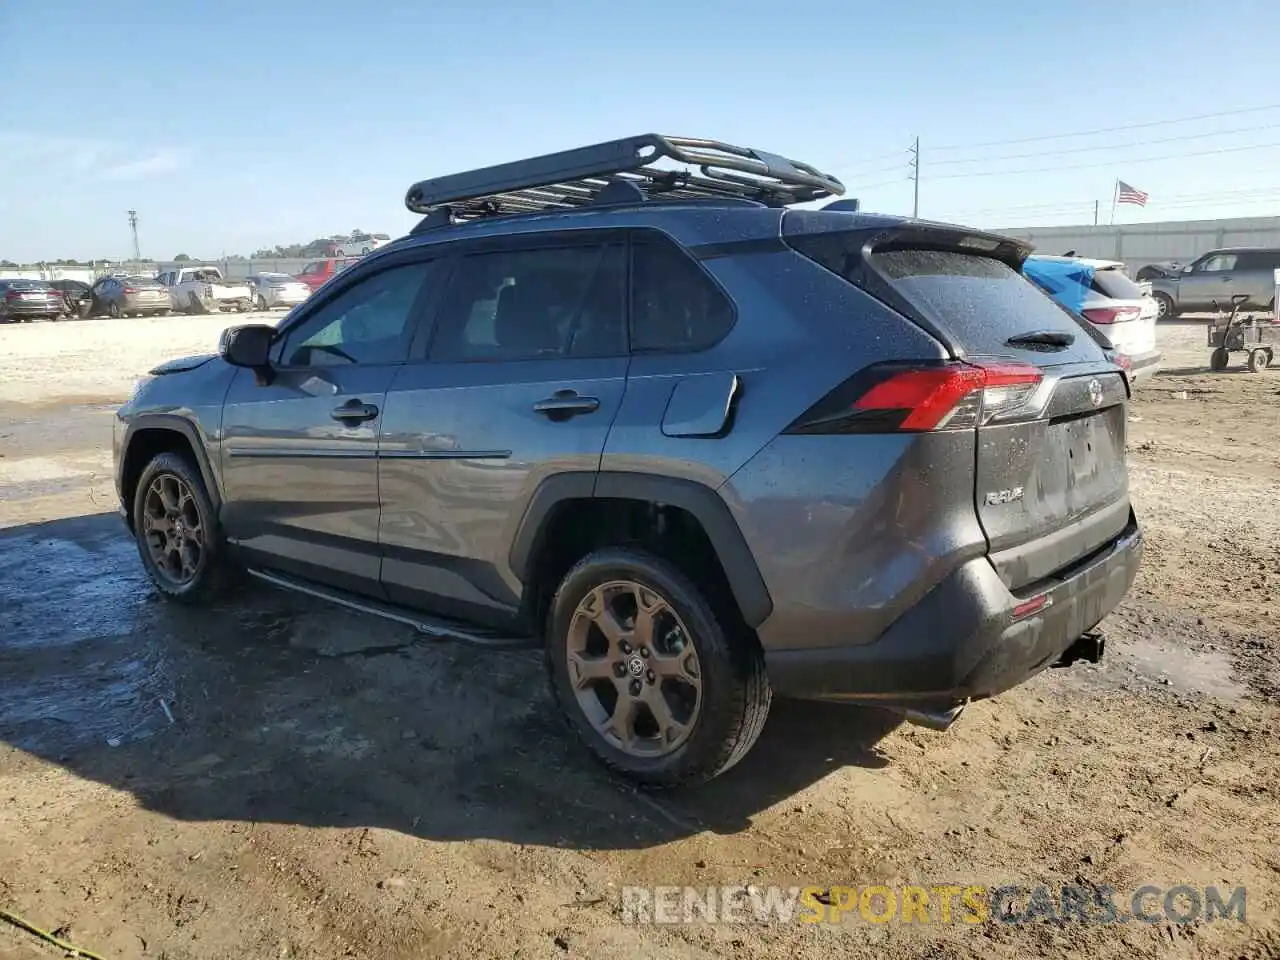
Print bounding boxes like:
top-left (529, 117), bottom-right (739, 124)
top-left (123, 287), bottom-right (138, 294)
top-left (1082, 306), bottom-right (1141, 325)
top-left (786, 360), bottom-right (1045, 434)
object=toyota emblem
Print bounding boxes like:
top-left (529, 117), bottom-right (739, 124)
top-left (1087, 378), bottom-right (1103, 407)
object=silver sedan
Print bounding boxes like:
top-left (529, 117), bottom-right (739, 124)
top-left (246, 273), bottom-right (312, 311)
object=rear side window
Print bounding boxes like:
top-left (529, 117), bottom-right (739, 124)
top-left (630, 236), bottom-right (734, 353)
top-left (429, 244), bottom-right (626, 362)
top-left (1235, 250), bottom-right (1280, 271)
top-left (1091, 268), bottom-right (1144, 300)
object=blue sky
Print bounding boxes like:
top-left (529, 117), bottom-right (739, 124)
top-left (3, 0), bottom-right (1279, 262)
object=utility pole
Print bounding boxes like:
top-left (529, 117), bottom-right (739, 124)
top-left (1094, 200), bottom-right (1099, 226)
top-left (127, 210), bottom-right (140, 261)
top-left (908, 137), bottom-right (920, 218)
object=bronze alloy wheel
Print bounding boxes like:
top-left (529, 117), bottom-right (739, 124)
top-left (566, 580), bottom-right (703, 758)
top-left (141, 473), bottom-right (205, 586)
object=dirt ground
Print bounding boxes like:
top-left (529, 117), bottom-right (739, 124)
top-left (1, 314), bottom-right (1277, 960)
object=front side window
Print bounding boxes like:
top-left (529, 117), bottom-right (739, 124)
top-left (282, 260), bottom-right (438, 367)
top-left (1199, 254), bottom-right (1237, 273)
top-left (429, 244), bottom-right (625, 362)
top-left (630, 235), bottom-right (734, 353)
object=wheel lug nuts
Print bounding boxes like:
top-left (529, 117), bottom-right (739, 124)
top-left (619, 642), bottom-right (632, 654)
top-left (646, 670), bottom-right (655, 684)
top-left (640, 647), bottom-right (649, 658)
top-left (629, 679), bottom-right (641, 696)
top-left (613, 662), bottom-right (627, 678)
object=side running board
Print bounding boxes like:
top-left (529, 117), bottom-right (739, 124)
top-left (246, 568), bottom-right (535, 649)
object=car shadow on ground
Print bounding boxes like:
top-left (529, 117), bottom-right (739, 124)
top-left (0, 512), bottom-right (899, 852)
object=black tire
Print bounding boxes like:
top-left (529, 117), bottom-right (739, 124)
top-left (1153, 292), bottom-right (1175, 322)
top-left (108, 301), bottom-right (122, 319)
top-left (131, 451), bottom-right (232, 603)
top-left (545, 546), bottom-right (771, 788)
top-left (1248, 349), bottom-right (1269, 373)
top-left (257, 295), bottom-right (268, 311)
top-left (1210, 347), bottom-right (1230, 372)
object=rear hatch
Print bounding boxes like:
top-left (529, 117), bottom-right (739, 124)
top-left (784, 214), bottom-right (1131, 590)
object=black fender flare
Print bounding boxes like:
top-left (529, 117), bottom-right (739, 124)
top-left (120, 414), bottom-right (223, 513)
top-left (508, 471), bottom-right (773, 629)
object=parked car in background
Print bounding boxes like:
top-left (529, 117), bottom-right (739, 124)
top-left (48, 279), bottom-right (93, 318)
top-left (157, 266), bottom-right (253, 314)
top-left (1023, 255), bottom-right (1161, 384)
top-left (326, 235), bottom-right (390, 257)
top-left (1148, 247), bottom-right (1280, 320)
top-left (246, 272), bottom-right (312, 311)
top-left (295, 257), bottom-right (360, 291)
top-left (88, 274), bottom-right (172, 318)
top-left (0, 278), bottom-right (65, 322)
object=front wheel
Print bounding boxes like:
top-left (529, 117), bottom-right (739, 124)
top-left (257, 295), bottom-right (268, 311)
top-left (132, 452), bottom-right (232, 603)
top-left (1153, 292), bottom-right (1175, 322)
top-left (108, 301), bottom-right (122, 319)
top-left (545, 546), bottom-right (771, 787)
top-left (1248, 349), bottom-right (1270, 373)
top-left (1210, 347), bottom-right (1230, 372)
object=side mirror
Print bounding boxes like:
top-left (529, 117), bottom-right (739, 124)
top-left (219, 323), bottom-right (275, 371)
top-left (1182, 264), bottom-right (1195, 274)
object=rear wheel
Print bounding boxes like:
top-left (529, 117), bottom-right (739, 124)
top-left (132, 452), bottom-right (231, 603)
top-left (545, 546), bottom-right (771, 787)
top-left (1248, 349), bottom-right (1270, 373)
top-left (108, 301), bottom-right (122, 319)
top-left (257, 295), bottom-right (268, 311)
top-left (1210, 347), bottom-right (1230, 372)
top-left (1153, 292), bottom-right (1175, 322)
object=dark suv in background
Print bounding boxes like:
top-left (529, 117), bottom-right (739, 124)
top-left (113, 135), bottom-right (1142, 786)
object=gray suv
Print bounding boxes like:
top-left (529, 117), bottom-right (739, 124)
top-left (1149, 247), bottom-right (1280, 320)
top-left (112, 135), bottom-right (1142, 786)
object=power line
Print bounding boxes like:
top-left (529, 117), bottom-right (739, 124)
top-left (927, 140), bottom-right (1280, 180)
top-left (930, 102), bottom-right (1280, 152)
top-left (925, 122), bottom-right (1280, 167)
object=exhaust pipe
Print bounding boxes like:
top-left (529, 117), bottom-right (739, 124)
top-left (903, 702), bottom-right (966, 731)
top-left (1052, 632), bottom-right (1105, 669)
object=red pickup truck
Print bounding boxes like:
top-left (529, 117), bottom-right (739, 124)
top-left (295, 257), bottom-right (360, 292)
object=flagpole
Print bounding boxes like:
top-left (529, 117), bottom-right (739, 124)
top-left (1109, 179), bottom-right (1119, 226)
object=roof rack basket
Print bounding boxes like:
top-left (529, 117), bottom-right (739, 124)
top-left (405, 134), bottom-right (845, 227)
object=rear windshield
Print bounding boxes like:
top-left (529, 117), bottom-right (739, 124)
top-left (1091, 268), bottom-right (1145, 300)
top-left (869, 248), bottom-right (1105, 360)
top-left (3, 280), bottom-right (50, 290)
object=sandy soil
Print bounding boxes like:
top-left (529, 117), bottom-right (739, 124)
top-left (0, 316), bottom-right (1277, 960)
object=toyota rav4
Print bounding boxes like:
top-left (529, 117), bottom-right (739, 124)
top-left (113, 135), bottom-right (1142, 786)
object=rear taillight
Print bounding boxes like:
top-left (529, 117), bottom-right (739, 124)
top-left (1082, 306), bottom-right (1141, 325)
top-left (4, 290), bottom-right (19, 300)
top-left (785, 360), bottom-right (1045, 435)
top-left (123, 287), bottom-right (138, 294)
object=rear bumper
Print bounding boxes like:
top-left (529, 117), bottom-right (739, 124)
top-left (1, 302), bottom-right (62, 317)
top-left (1123, 348), bottom-right (1162, 383)
top-left (124, 297), bottom-right (171, 313)
top-left (766, 513), bottom-right (1143, 704)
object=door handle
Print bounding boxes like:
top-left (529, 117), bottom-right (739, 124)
top-left (330, 399), bottom-right (379, 423)
top-left (533, 391), bottom-right (600, 420)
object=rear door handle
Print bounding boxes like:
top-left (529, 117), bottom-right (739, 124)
top-left (533, 391), bottom-right (600, 420)
top-left (330, 399), bottom-right (380, 423)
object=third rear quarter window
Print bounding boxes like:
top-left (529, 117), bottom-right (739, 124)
top-left (1091, 268), bottom-right (1145, 300)
top-left (629, 235), bottom-right (734, 353)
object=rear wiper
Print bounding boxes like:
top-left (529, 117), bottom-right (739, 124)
top-left (1006, 330), bottom-right (1075, 349)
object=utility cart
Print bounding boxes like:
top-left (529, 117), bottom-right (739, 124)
top-left (1208, 294), bottom-right (1278, 373)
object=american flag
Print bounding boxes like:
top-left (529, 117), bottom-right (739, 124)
top-left (1117, 180), bottom-right (1149, 206)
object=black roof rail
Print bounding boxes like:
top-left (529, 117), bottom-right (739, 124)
top-left (404, 134), bottom-right (845, 227)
